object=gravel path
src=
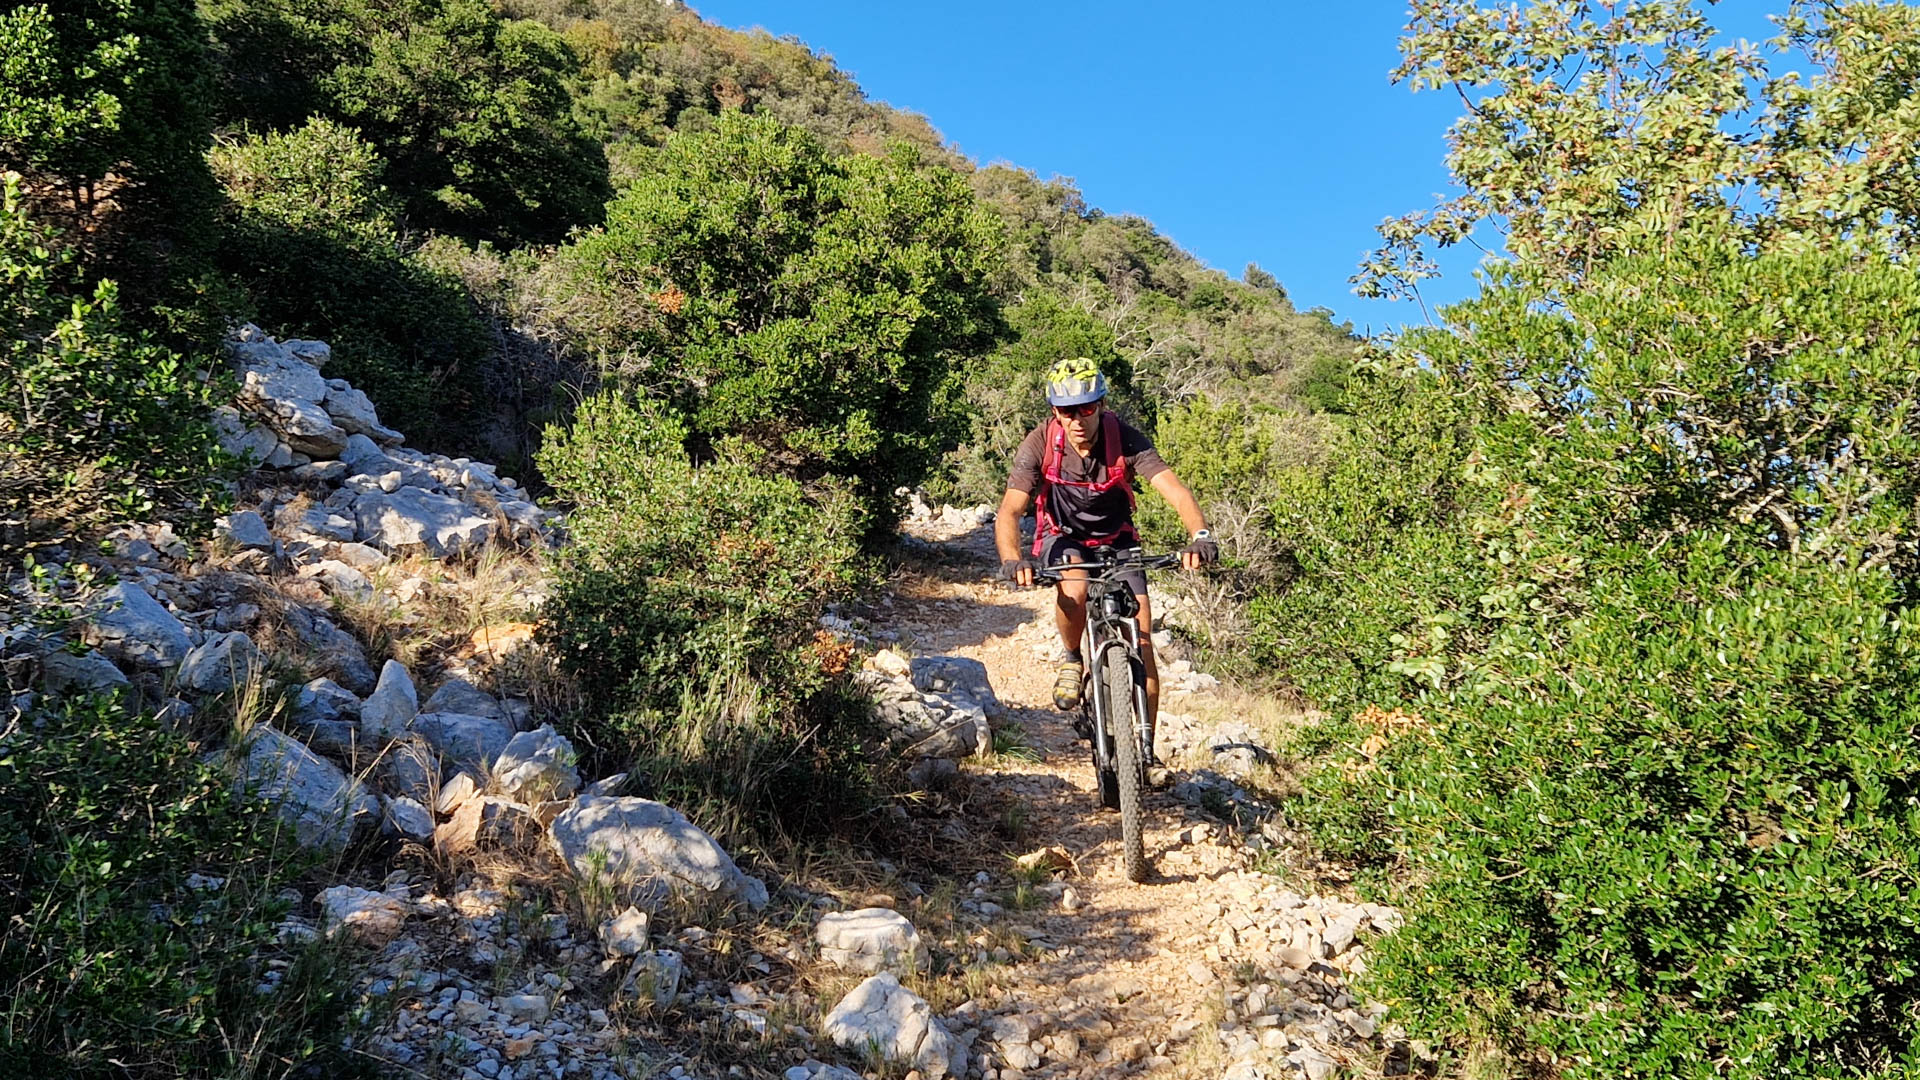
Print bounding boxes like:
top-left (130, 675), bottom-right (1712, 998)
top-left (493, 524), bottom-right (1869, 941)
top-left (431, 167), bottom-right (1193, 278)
top-left (874, 512), bottom-right (1405, 1080)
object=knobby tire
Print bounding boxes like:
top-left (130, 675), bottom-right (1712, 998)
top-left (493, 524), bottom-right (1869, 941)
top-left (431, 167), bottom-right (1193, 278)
top-left (1104, 643), bottom-right (1148, 882)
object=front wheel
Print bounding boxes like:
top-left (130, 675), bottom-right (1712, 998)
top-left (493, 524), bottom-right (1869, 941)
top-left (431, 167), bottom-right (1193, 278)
top-left (1103, 644), bottom-right (1148, 882)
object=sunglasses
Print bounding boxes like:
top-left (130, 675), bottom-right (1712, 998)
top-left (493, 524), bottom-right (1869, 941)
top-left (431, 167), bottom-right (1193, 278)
top-left (1052, 402), bottom-right (1100, 419)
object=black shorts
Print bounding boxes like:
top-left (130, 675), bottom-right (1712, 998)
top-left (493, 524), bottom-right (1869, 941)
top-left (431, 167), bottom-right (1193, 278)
top-left (1041, 533), bottom-right (1148, 598)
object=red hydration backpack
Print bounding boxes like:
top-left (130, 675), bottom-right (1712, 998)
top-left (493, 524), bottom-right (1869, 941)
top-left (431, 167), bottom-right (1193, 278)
top-left (1031, 410), bottom-right (1139, 556)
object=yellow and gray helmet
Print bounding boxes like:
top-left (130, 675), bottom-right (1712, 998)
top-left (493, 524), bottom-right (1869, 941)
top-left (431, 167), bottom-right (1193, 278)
top-left (1045, 357), bottom-right (1108, 407)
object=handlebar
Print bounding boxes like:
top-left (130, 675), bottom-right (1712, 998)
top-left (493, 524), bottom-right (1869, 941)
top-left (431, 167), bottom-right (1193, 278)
top-left (1030, 549), bottom-right (1183, 587)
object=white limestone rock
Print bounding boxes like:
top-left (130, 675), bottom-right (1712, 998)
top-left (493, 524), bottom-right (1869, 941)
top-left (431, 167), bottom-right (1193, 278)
top-left (318, 884), bottom-right (409, 945)
top-left (321, 385), bottom-right (402, 445)
top-left (215, 510), bottom-right (275, 551)
top-left (177, 631), bottom-right (266, 694)
top-left (909, 655), bottom-right (1006, 720)
top-left (549, 795), bottom-right (768, 910)
top-left (88, 582), bottom-right (192, 669)
top-left (234, 727), bottom-right (378, 851)
top-left (297, 559), bottom-right (373, 602)
top-left (281, 606), bottom-right (377, 695)
top-left (822, 973), bottom-right (965, 1078)
top-left (41, 649), bottom-right (130, 696)
top-left (212, 406), bottom-right (278, 465)
top-left (492, 724), bottom-right (579, 803)
top-left (353, 488), bottom-right (492, 557)
top-left (383, 795), bottom-right (435, 841)
top-left (816, 908), bottom-right (928, 973)
top-left (408, 711), bottom-right (514, 770)
top-left (359, 659), bottom-right (418, 743)
top-left (421, 677), bottom-right (505, 721)
top-left (599, 906), bottom-right (651, 958)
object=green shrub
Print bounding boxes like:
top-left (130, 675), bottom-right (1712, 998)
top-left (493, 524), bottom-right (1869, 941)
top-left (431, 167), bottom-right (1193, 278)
top-left (536, 390), bottom-right (880, 840)
top-left (208, 119), bottom-right (492, 446)
top-left (202, 0), bottom-right (611, 244)
top-left (1261, 246), bottom-right (1920, 1078)
top-left (0, 690), bottom-right (373, 1079)
top-left (559, 110), bottom-right (1005, 528)
top-left (0, 0), bottom-right (220, 296)
top-left (930, 293), bottom-right (1132, 506)
top-left (0, 175), bottom-right (232, 555)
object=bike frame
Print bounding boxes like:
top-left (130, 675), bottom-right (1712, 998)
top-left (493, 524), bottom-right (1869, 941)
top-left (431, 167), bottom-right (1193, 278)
top-left (1037, 548), bottom-right (1179, 784)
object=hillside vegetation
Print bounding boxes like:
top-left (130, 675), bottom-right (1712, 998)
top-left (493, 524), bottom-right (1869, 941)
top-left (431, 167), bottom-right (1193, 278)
top-left (1, 1), bottom-right (1345, 1073)
top-left (1259, 3), bottom-right (1920, 1077)
top-left (12, 0), bottom-right (1920, 1077)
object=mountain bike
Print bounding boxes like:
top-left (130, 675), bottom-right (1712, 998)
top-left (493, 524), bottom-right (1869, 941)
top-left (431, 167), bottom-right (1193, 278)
top-left (1034, 547), bottom-right (1180, 883)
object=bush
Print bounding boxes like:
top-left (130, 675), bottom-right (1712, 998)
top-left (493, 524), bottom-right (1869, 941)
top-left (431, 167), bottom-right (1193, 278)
top-left (536, 391), bottom-right (880, 840)
top-left (0, 690), bottom-right (373, 1078)
top-left (559, 110), bottom-right (1005, 528)
top-left (208, 119), bottom-right (493, 446)
top-left (930, 293), bottom-right (1131, 506)
top-left (0, 175), bottom-right (231, 555)
top-left (1261, 246), bottom-right (1920, 1078)
top-left (202, 0), bottom-right (611, 244)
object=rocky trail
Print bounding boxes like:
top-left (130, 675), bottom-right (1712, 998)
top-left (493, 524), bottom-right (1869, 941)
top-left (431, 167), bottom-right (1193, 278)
top-left (4, 326), bottom-right (1410, 1080)
top-left (833, 505), bottom-right (1408, 1080)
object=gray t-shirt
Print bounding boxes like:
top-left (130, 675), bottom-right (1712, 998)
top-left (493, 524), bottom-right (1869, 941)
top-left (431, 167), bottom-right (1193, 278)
top-left (1006, 415), bottom-right (1167, 540)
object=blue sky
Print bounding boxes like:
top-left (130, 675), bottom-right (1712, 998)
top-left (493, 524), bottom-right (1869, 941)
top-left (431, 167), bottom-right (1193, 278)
top-left (688, 2), bottom-right (1785, 335)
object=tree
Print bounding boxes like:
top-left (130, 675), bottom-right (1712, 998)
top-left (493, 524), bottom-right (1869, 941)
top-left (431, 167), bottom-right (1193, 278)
top-left (1269, 3), bottom-right (1920, 1075)
top-left (0, 0), bottom-right (218, 290)
top-left (561, 110), bottom-right (1005, 526)
top-left (202, 0), bottom-right (611, 244)
top-left (1355, 0), bottom-right (1920, 301)
top-left (0, 175), bottom-right (227, 554)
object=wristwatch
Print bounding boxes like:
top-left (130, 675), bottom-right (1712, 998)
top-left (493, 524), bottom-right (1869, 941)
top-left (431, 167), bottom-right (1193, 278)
top-left (1191, 529), bottom-right (1212, 541)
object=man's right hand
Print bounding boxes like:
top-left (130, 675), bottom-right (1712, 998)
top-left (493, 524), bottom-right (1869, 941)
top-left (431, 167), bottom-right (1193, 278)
top-left (999, 558), bottom-right (1038, 587)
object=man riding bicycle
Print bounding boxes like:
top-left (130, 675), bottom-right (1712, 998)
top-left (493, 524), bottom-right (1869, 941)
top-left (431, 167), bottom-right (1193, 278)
top-left (995, 357), bottom-right (1219, 763)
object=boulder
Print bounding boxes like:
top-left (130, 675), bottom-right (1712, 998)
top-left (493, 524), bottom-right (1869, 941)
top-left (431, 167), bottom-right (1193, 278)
top-left (339, 433), bottom-right (393, 476)
top-left (287, 678), bottom-right (361, 758)
top-left (434, 795), bottom-right (541, 855)
top-left (233, 727), bottom-right (378, 851)
top-left (621, 950), bottom-right (684, 1009)
top-left (383, 795), bottom-right (435, 841)
top-left (247, 388), bottom-right (349, 459)
top-left (291, 460), bottom-right (349, 484)
top-left (281, 607), bottom-right (377, 694)
top-left (359, 659), bottom-right (418, 742)
top-left (816, 908), bottom-right (928, 973)
top-left (317, 885), bottom-right (409, 946)
top-left (492, 724), bottom-right (579, 803)
top-left (435, 771), bottom-right (480, 814)
top-left (329, 542), bottom-right (389, 572)
top-left (297, 559), bottom-right (373, 602)
top-left (822, 973), bottom-right (965, 1078)
top-left (421, 677), bottom-right (505, 721)
top-left (353, 488), bottom-right (492, 557)
top-left (275, 503), bottom-right (357, 543)
top-left (215, 510), bottom-right (275, 551)
top-left (549, 795), bottom-right (768, 910)
top-left (408, 711), bottom-right (513, 769)
top-left (881, 696), bottom-right (988, 760)
top-left (88, 583), bottom-right (192, 669)
top-left (212, 406), bottom-right (278, 465)
top-left (321, 385), bottom-right (402, 444)
top-left (909, 655), bottom-right (1006, 719)
top-left (378, 736), bottom-right (439, 803)
top-left (41, 649), bottom-right (129, 696)
top-left (177, 631), bottom-right (266, 695)
top-left (599, 906), bottom-right (651, 957)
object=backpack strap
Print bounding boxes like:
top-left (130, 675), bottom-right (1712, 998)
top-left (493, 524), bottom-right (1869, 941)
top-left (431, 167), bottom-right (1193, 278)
top-left (1031, 414), bottom-right (1137, 555)
top-left (1099, 411), bottom-right (1134, 510)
